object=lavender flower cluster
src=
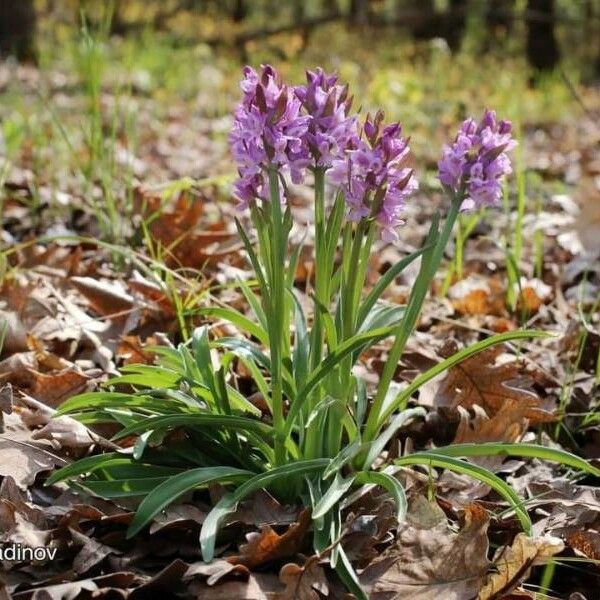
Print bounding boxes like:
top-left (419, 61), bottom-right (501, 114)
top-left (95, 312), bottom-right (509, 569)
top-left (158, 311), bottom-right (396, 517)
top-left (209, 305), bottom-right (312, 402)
top-left (438, 109), bottom-right (517, 210)
top-left (328, 112), bottom-right (416, 242)
top-left (230, 65), bottom-right (516, 240)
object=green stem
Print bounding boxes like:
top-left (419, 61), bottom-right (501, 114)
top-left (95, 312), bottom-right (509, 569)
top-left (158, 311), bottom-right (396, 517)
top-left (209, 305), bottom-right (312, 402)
top-left (363, 196), bottom-right (462, 443)
top-left (304, 168), bottom-right (327, 460)
top-left (310, 167), bottom-right (327, 370)
top-left (267, 168), bottom-right (287, 466)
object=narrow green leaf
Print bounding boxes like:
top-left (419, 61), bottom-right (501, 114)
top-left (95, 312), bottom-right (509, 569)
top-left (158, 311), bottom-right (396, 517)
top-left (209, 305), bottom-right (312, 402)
top-left (286, 326), bottom-right (396, 435)
top-left (111, 413), bottom-right (275, 441)
top-left (394, 453), bottom-right (532, 534)
top-left (313, 473), bottom-right (356, 519)
top-left (432, 443), bottom-right (600, 478)
top-left (200, 307), bottom-right (268, 345)
top-left (357, 245), bottom-right (430, 328)
top-left (356, 469), bottom-right (407, 522)
top-left (128, 466), bottom-right (253, 538)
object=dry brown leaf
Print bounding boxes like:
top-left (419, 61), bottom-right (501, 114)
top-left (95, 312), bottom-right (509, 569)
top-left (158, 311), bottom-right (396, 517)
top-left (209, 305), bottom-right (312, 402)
top-left (71, 276), bottom-right (135, 319)
top-left (478, 533), bottom-right (564, 600)
top-left (227, 509), bottom-right (311, 569)
top-left (361, 498), bottom-right (490, 600)
top-left (117, 335), bottom-right (156, 365)
top-left (567, 530), bottom-right (600, 562)
top-left (278, 558), bottom-right (329, 600)
top-left (449, 275), bottom-right (506, 317)
top-left (69, 528), bottom-right (121, 575)
top-left (29, 366), bottom-right (90, 407)
top-left (185, 559), bottom-right (250, 586)
top-left (453, 401), bottom-right (533, 444)
top-left (424, 346), bottom-right (555, 441)
top-left (0, 411), bottom-right (63, 489)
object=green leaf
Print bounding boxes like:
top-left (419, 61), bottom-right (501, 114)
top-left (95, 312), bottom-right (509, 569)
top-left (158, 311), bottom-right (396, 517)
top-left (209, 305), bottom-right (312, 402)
top-left (355, 469), bottom-right (407, 522)
top-left (431, 443), bottom-right (600, 478)
top-left (111, 413), bottom-right (275, 441)
top-left (312, 473), bottom-right (356, 519)
top-left (46, 453), bottom-right (184, 486)
top-left (200, 459), bottom-right (329, 561)
top-left (237, 277), bottom-right (268, 332)
top-left (106, 365), bottom-right (182, 388)
top-left (291, 289), bottom-right (309, 389)
top-left (357, 245), bottom-right (429, 328)
top-left (324, 438), bottom-right (362, 479)
top-left (362, 407), bottom-right (426, 470)
top-left (200, 307), bottom-right (268, 346)
top-left (286, 326), bottom-right (396, 435)
top-left (335, 546), bottom-right (368, 600)
top-left (127, 466), bottom-right (253, 538)
top-left (82, 477), bottom-right (171, 498)
top-left (394, 453), bottom-right (531, 534)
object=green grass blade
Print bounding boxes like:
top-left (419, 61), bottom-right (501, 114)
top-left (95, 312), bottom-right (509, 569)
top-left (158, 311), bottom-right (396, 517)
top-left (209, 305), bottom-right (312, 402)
top-left (357, 245), bottom-right (429, 328)
top-left (312, 473), bottom-right (356, 520)
top-left (285, 326), bottom-right (396, 434)
top-left (200, 307), bottom-right (268, 345)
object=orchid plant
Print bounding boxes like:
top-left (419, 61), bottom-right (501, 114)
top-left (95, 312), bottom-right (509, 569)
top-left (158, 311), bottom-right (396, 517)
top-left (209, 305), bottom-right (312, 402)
top-left (50, 65), bottom-right (599, 598)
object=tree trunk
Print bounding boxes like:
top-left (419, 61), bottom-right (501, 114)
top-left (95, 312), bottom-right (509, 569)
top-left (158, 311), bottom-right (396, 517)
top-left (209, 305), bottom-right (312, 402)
top-left (0, 0), bottom-right (37, 62)
top-left (526, 0), bottom-right (560, 71)
top-left (444, 0), bottom-right (467, 52)
top-left (349, 0), bottom-right (369, 25)
top-left (232, 0), bottom-right (248, 23)
top-left (486, 0), bottom-right (515, 35)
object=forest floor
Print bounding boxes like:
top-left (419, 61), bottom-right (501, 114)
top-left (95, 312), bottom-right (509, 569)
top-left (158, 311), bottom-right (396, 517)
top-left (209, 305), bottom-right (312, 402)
top-left (1, 24), bottom-right (600, 600)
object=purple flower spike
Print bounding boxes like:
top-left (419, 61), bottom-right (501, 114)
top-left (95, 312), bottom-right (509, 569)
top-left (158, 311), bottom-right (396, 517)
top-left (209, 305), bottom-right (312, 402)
top-left (329, 111), bottom-right (417, 242)
top-left (295, 68), bottom-right (359, 168)
top-left (438, 109), bottom-right (517, 209)
top-left (230, 65), bottom-right (311, 208)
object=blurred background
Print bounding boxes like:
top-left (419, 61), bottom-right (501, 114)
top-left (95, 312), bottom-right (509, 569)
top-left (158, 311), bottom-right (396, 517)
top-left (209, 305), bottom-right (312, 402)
top-left (0, 1), bottom-right (598, 245)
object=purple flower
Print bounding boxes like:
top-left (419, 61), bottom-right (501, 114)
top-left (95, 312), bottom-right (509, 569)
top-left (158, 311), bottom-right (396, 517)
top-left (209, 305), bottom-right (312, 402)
top-left (295, 68), bottom-right (359, 168)
top-left (438, 109), bottom-right (517, 209)
top-left (329, 111), bottom-right (417, 242)
top-left (230, 65), bottom-right (311, 207)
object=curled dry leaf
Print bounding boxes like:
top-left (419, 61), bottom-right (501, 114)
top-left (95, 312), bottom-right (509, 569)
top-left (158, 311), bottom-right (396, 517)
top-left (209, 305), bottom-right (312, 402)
top-left (227, 509), bottom-right (311, 569)
top-left (70, 276), bottom-right (135, 320)
top-left (478, 533), bottom-right (564, 600)
top-left (449, 274), bottom-right (506, 317)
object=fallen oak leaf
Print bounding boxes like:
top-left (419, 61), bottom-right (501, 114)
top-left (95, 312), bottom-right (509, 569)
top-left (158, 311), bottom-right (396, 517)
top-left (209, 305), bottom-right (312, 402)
top-left (361, 498), bottom-right (490, 600)
top-left (478, 534), bottom-right (564, 600)
top-left (185, 559), bottom-right (250, 586)
top-left (69, 528), bottom-right (122, 575)
top-left (28, 366), bottom-right (91, 408)
top-left (424, 345), bottom-right (555, 425)
top-left (227, 509), bottom-right (311, 569)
